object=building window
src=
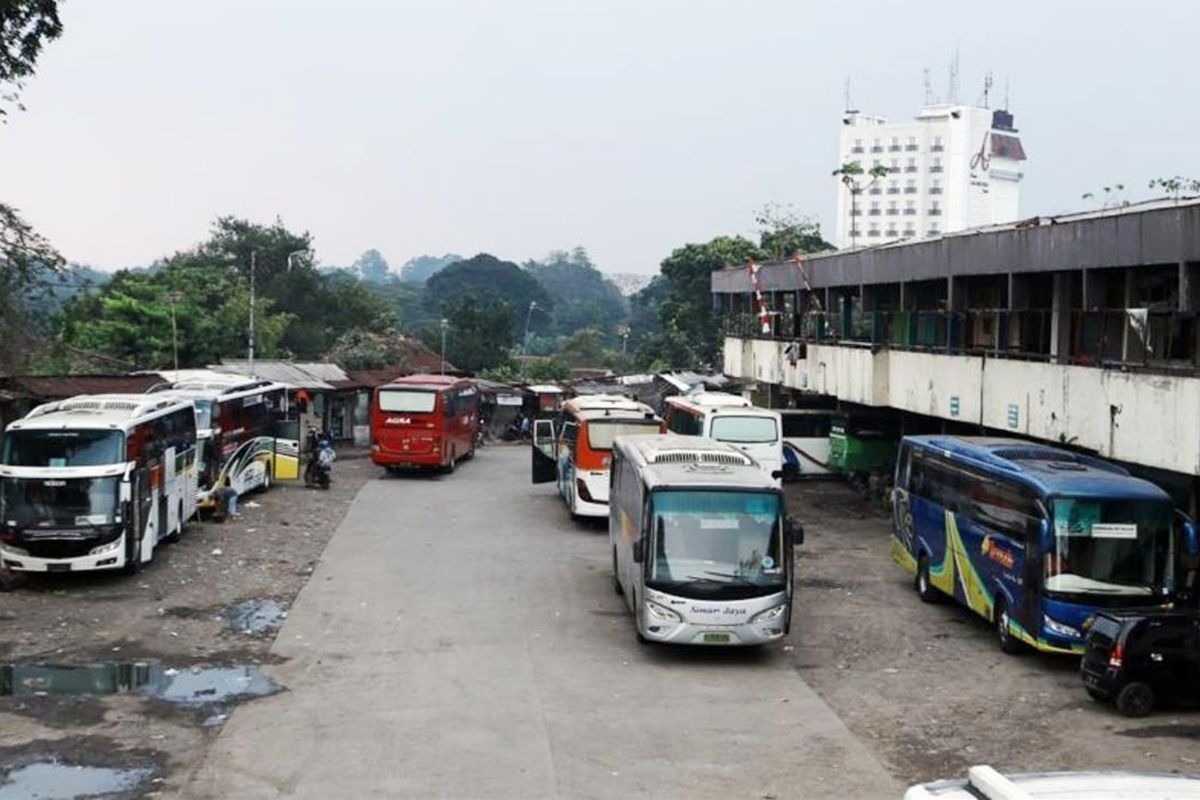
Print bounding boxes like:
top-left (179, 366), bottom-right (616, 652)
top-left (930, 157), bottom-right (944, 174)
top-left (867, 226), bottom-right (880, 237)
top-left (931, 136), bottom-right (944, 153)
top-left (889, 137), bottom-right (901, 152)
top-left (852, 138), bottom-right (864, 154)
top-left (871, 139), bottom-right (883, 153)
top-left (905, 136), bottom-right (918, 152)
top-left (904, 179), bottom-right (917, 194)
top-left (905, 158), bottom-right (918, 173)
top-left (886, 202), bottom-right (898, 216)
top-left (929, 203), bottom-right (942, 216)
top-left (904, 201), bottom-right (916, 215)
top-left (850, 208), bottom-right (862, 216)
top-left (902, 227), bottom-right (916, 236)
top-left (928, 228), bottom-right (941, 236)
top-left (872, 159), bottom-right (882, 169)
top-left (887, 181), bottom-right (900, 195)
top-left (868, 186), bottom-right (882, 195)
top-left (889, 158), bottom-right (900, 173)
top-left (868, 201), bottom-right (880, 216)
top-left (885, 227), bottom-right (899, 237)
top-left (930, 179), bottom-right (943, 195)
top-left (850, 228), bottom-right (861, 237)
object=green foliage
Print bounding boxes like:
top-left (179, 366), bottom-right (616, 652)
top-left (755, 203), bottom-right (832, 261)
top-left (425, 254), bottom-right (551, 337)
top-left (324, 326), bottom-right (412, 371)
top-left (351, 249), bottom-right (391, 284)
top-left (523, 248), bottom-right (627, 341)
top-left (399, 253), bottom-right (462, 284)
top-left (523, 358), bottom-right (570, 382)
top-left (0, 0), bottom-right (61, 121)
top-left (0, 204), bottom-right (66, 372)
top-left (558, 328), bottom-right (607, 368)
top-left (426, 292), bottom-right (517, 374)
top-left (1149, 176), bottom-right (1200, 201)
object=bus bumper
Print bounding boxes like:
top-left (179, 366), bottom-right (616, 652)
top-left (570, 494), bottom-right (609, 518)
top-left (371, 450), bottom-right (445, 468)
top-left (640, 619), bottom-right (787, 646)
top-left (639, 591), bottom-right (790, 646)
top-left (0, 536), bottom-right (129, 573)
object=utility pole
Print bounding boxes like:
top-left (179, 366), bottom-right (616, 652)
top-left (166, 291), bottom-right (182, 382)
top-left (248, 250), bottom-right (257, 378)
top-left (440, 318), bottom-right (449, 375)
top-left (522, 300), bottom-right (538, 354)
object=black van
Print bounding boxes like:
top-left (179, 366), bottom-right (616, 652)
top-left (1080, 610), bottom-right (1200, 717)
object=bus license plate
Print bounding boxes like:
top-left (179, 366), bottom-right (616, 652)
top-left (703, 632), bottom-right (730, 644)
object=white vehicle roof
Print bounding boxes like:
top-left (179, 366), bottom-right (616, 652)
top-left (613, 434), bottom-right (777, 492)
top-left (670, 391), bottom-right (752, 409)
top-left (564, 394), bottom-right (658, 421)
top-left (905, 765), bottom-right (1200, 800)
top-left (150, 378), bottom-right (287, 403)
top-left (10, 394), bottom-right (192, 433)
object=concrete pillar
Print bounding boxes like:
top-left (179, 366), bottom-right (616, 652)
top-left (1050, 272), bottom-right (1073, 364)
top-left (1181, 261), bottom-right (1200, 368)
top-left (1121, 268), bottom-right (1134, 362)
top-left (1081, 268), bottom-right (1105, 311)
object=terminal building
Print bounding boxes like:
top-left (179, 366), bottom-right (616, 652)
top-left (712, 198), bottom-right (1200, 510)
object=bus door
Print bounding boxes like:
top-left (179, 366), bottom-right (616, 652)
top-left (531, 419), bottom-right (557, 483)
top-left (130, 467), bottom-right (151, 559)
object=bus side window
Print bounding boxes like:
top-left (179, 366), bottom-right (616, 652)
top-left (443, 391), bottom-right (457, 419)
top-left (896, 444), bottom-right (912, 489)
top-left (562, 421), bottom-right (579, 452)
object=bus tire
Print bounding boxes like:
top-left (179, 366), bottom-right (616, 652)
top-left (258, 467), bottom-right (272, 493)
top-left (1115, 681), bottom-right (1155, 717)
top-left (994, 598), bottom-right (1024, 655)
top-left (445, 448), bottom-right (457, 474)
top-left (612, 548), bottom-right (623, 596)
top-left (915, 556), bottom-right (939, 603)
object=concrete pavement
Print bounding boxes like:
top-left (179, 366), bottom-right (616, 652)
top-left (180, 446), bottom-right (902, 799)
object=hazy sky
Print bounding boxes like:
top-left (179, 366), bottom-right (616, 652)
top-left (1, 0), bottom-right (1196, 274)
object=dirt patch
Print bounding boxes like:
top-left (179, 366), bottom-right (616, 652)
top-left (785, 479), bottom-right (1200, 786)
top-left (0, 456), bottom-right (373, 794)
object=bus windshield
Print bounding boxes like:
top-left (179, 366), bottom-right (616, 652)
top-left (1046, 497), bottom-right (1172, 597)
top-left (0, 476), bottom-right (121, 528)
top-left (194, 400), bottom-right (217, 432)
top-left (648, 490), bottom-right (784, 596)
top-left (710, 416), bottom-right (778, 444)
top-left (586, 420), bottom-right (660, 451)
top-left (1, 430), bottom-right (125, 467)
top-left (379, 390), bottom-right (437, 414)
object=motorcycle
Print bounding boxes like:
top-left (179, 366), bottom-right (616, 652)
top-left (305, 441), bottom-right (335, 490)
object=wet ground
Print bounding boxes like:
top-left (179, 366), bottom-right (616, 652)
top-left (0, 455), bottom-right (373, 798)
top-left (786, 478), bottom-right (1200, 785)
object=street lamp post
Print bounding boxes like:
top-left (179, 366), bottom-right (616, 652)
top-left (440, 318), bottom-right (449, 375)
top-left (247, 249), bottom-right (310, 378)
top-left (165, 291), bottom-right (183, 382)
top-left (522, 300), bottom-right (538, 354)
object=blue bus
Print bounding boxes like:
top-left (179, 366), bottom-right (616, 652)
top-left (892, 436), bottom-right (1198, 655)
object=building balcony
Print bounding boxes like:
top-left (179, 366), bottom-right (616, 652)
top-left (904, 187), bottom-right (918, 194)
top-left (904, 166), bottom-right (918, 173)
top-left (930, 166), bottom-right (944, 174)
top-left (928, 208), bottom-right (942, 216)
top-left (868, 209), bottom-right (881, 216)
top-left (905, 144), bottom-right (919, 151)
top-left (886, 208), bottom-right (898, 216)
top-left (930, 144), bottom-right (945, 152)
top-left (886, 188), bottom-right (900, 195)
top-left (851, 146), bottom-right (864, 154)
top-left (929, 187), bottom-right (943, 195)
top-left (868, 187), bottom-right (882, 195)
top-left (903, 209), bottom-right (917, 215)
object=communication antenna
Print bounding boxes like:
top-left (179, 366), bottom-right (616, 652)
top-left (843, 76), bottom-right (852, 113)
top-left (923, 68), bottom-right (933, 105)
top-left (1003, 77), bottom-right (1010, 110)
top-left (980, 71), bottom-right (994, 107)
top-left (947, 50), bottom-right (960, 104)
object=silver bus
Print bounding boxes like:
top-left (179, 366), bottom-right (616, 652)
top-left (609, 435), bottom-right (803, 646)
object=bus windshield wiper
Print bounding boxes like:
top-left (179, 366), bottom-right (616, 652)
top-left (701, 570), bottom-right (759, 586)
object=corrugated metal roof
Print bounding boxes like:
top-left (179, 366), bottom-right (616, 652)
top-left (214, 360), bottom-right (336, 390)
top-left (2, 374), bottom-right (164, 399)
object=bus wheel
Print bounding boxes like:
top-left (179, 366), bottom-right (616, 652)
top-left (445, 448), bottom-right (457, 474)
top-left (915, 556), bottom-right (939, 603)
top-left (994, 598), bottom-right (1024, 655)
top-left (612, 548), bottom-right (623, 596)
top-left (259, 468), bottom-right (272, 493)
top-left (1115, 681), bottom-right (1155, 717)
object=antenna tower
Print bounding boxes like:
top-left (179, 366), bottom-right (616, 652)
top-left (843, 77), bottom-right (852, 113)
top-left (1003, 77), bottom-right (1010, 110)
top-left (923, 68), bottom-right (933, 105)
top-left (980, 71), bottom-right (994, 107)
top-left (947, 50), bottom-right (960, 104)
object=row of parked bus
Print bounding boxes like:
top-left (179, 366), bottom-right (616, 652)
top-left (0, 376), bottom-right (301, 575)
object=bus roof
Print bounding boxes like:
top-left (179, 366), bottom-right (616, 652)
top-left (150, 378), bottom-right (287, 402)
top-left (564, 394), bottom-right (657, 421)
top-left (904, 436), bottom-right (1170, 501)
top-left (10, 394), bottom-right (193, 433)
top-left (614, 434), bottom-right (778, 492)
top-left (381, 374), bottom-right (472, 391)
top-left (666, 392), bottom-right (751, 411)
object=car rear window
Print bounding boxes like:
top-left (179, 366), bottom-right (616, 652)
top-left (1088, 616), bottom-right (1124, 642)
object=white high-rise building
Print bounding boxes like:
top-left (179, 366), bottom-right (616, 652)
top-left (834, 103), bottom-right (1026, 249)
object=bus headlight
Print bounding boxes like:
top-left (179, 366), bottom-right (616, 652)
top-left (752, 604), bottom-right (787, 624)
top-left (644, 601), bottom-right (682, 624)
top-left (89, 538), bottom-right (123, 556)
top-left (1042, 614), bottom-right (1081, 639)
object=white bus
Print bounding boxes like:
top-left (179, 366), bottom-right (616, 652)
top-left (531, 394), bottom-right (663, 519)
top-left (149, 376), bottom-right (297, 511)
top-left (663, 393), bottom-right (784, 486)
top-left (778, 409), bottom-right (834, 478)
top-left (0, 394), bottom-right (198, 574)
top-left (609, 435), bottom-right (803, 646)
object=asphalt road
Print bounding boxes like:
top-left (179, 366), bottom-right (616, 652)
top-left (178, 445), bottom-right (902, 799)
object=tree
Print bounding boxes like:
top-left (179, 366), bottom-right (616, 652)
top-left (399, 253), bottom-right (463, 284)
top-left (558, 328), bottom-right (607, 368)
top-left (352, 249), bottom-right (391, 284)
top-left (429, 293), bottom-right (517, 373)
top-left (1082, 184), bottom-right (1130, 210)
top-left (524, 247), bottom-right (628, 341)
top-left (832, 161), bottom-right (889, 248)
top-left (1149, 176), bottom-right (1200, 203)
top-left (524, 358), bottom-right (570, 382)
top-left (755, 203), bottom-right (832, 260)
top-left (425, 254), bottom-right (551, 337)
top-left (0, 0), bottom-right (61, 122)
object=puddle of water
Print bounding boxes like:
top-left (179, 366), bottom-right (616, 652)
top-left (0, 760), bottom-right (152, 800)
top-left (0, 662), bottom-right (280, 705)
top-left (226, 599), bottom-right (288, 634)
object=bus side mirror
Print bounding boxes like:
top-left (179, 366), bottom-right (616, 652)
top-left (632, 539), bottom-right (644, 563)
top-left (787, 517), bottom-right (804, 546)
top-left (1184, 519), bottom-right (1199, 558)
top-left (771, 469), bottom-right (785, 480)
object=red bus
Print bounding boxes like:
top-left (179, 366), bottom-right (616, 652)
top-left (370, 375), bottom-right (479, 473)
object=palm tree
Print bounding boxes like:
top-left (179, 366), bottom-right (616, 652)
top-left (833, 161), bottom-right (889, 248)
